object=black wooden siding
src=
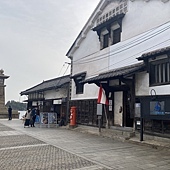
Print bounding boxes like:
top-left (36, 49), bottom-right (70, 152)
top-left (70, 99), bottom-right (100, 126)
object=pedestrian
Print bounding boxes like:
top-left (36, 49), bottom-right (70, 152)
top-left (30, 108), bottom-right (36, 127)
top-left (24, 109), bottom-right (31, 128)
top-left (59, 112), bottom-right (66, 126)
top-left (35, 107), bottom-right (40, 123)
top-left (8, 105), bottom-right (12, 120)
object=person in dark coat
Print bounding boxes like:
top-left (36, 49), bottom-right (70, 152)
top-left (30, 108), bottom-right (36, 127)
top-left (8, 106), bottom-right (12, 120)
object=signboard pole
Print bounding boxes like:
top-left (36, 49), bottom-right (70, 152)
top-left (98, 116), bottom-right (102, 132)
top-left (140, 100), bottom-right (143, 141)
top-left (97, 104), bottom-right (102, 133)
top-left (140, 118), bottom-right (143, 141)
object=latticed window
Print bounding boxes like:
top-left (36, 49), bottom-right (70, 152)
top-left (150, 58), bottom-right (170, 86)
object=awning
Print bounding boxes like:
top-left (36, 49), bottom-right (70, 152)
top-left (81, 62), bottom-right (145, 84)
top-left (137, 46), bottom-right (170, 61)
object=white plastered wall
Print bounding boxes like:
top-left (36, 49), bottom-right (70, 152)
top-left (71, 30), bottom-right (110, 100)
top-left (135, 72), bottom-right (150, 96)
top-left (123, 0), bottom-right (170, 41)
top-left (70, 0), bottom-right (170, 100)
top-left (136, 71), bottom-right (170, 96)
top-left (44, 88), bottom-right (67, 100)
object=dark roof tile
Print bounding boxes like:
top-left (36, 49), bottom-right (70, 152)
top-left (81, 62), bottom-right (144, 84)
top-left (20, 75), bottom-right (70, 95)
top-left (138, 46), bottom-right (170, 60)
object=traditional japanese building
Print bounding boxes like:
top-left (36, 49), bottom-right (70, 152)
top-left (66, 0), bottom-right (170, 136)
top-left (20, 75), bottom-right (70, 122)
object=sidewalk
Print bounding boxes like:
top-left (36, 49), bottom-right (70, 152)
top-left (2, 119), bottom-right (170, 150)
top-left (0, 119), bottom-right (170, 170)
top-left (67, 124), bottom-right (170, 150)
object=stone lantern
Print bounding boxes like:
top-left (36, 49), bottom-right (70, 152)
top-left (0, 69), bottom-right (10, 118)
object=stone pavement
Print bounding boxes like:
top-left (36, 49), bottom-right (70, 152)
top-left (70, 125), bottom-right (170, 150)
top-left (0, 120), bottom-right (170, 170)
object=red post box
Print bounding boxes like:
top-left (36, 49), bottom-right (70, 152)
top-left (70, 106), bottom-right (76, 126)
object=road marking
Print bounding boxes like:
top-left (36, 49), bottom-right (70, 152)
top-left (0, 131), bottom-right (24, 136)
top-left (0, 143), bottom-right (49, 150)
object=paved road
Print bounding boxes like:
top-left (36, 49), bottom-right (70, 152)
top-left (0, 120), bottom-right (170, 170)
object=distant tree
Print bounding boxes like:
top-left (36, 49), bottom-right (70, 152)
top-left (6, 100), bottom-right (27, 111)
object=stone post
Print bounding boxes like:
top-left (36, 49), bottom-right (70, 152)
top-left (0, 69), bottom-right (19, 119)
top-left (0, 69), bottom-right (9, 118)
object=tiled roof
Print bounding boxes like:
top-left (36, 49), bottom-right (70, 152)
top-left (138, 46), bottom-right (170, 60)
top-left (20, 75), bottom-right (70, 95)
top-left (81, 62), bottom-right (145, 84)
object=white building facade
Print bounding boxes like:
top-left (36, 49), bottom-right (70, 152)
top-left (66, 0), bottom-right (170, 131)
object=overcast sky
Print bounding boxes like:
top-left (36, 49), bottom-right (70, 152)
top-left (0, 0), bottom-right (100, 103)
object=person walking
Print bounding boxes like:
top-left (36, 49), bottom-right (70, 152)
top-left (8, 105), bottom-right (12, 120)
top-left (30, 108), bottom-right (36, 127)
top-left (24, 109), bottom-right (31, 128)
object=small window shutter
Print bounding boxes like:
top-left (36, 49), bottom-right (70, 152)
top-left (113, 28), bottom-right (121, 44)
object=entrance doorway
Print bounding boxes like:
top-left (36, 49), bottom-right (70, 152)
top-left (123, 91), bottom-right (133, 127)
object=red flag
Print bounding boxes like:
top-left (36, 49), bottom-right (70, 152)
top-left (97, 84), bottom-right (109, 105)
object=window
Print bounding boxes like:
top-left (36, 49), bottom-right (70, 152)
top-left (76, 82), bottom-right (84, 94)
top-left (103, 33), bottom-right (109, 48)
top-left (93, 14), bottom-right (124, 50)
top-left (72, 72), bottom-right (86, 94)
top-left (111, 22), bottom-right (121, 45)
top-left (74, 76), bottom-right (84, 94)
top-left (112, 28), bottom-right (121, 45)
top-left (150, 58), bottom-right (170, 86)
top-left (100, 29), bottom-right (109, 49)
top-left (100, 23), bottom-right (121, 49)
